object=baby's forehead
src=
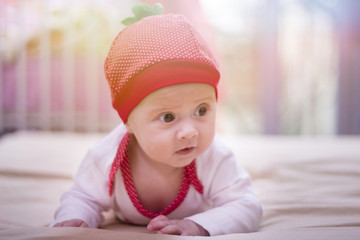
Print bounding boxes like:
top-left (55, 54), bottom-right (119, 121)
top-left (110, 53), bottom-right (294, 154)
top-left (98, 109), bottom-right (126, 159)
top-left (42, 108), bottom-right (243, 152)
top-left (137, 83), bottom-right (215, 109)
top-left (148, 83), bottom-right (215, 100)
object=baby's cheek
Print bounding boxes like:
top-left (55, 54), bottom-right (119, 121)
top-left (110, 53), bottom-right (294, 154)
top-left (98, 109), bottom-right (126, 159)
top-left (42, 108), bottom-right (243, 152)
top-left (202, 129), bottom-right (215, 148)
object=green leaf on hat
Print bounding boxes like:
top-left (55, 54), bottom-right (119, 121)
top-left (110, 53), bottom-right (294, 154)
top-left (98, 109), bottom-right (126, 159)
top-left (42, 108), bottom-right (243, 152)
top-left (121, 3), bottom-right (163, 26)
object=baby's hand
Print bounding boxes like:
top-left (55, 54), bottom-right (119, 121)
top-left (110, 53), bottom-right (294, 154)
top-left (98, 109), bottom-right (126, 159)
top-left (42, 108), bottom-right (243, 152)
top-left (147, 215), bottom-right (209, 236)
top-left (52, 219), bottom-right (89, 228)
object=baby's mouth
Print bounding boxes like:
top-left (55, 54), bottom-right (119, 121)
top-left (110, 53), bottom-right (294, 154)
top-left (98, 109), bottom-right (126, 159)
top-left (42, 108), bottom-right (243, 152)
top-left (176, 147), bottom-right (195, 155)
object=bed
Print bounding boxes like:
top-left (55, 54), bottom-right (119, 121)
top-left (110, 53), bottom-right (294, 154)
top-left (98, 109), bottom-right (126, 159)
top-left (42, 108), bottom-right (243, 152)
top-left (1, 131), bottom-right (360, 239)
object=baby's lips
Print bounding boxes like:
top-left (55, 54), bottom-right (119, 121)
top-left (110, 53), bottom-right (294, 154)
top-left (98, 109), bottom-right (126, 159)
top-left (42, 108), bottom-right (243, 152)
top-left (176, 146), bottom-right (195, 155)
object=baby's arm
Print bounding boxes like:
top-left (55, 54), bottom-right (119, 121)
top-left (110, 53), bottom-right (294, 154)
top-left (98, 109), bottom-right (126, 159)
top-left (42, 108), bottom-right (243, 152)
top-left (50, 148), bottom-right (112, 228)
top-left (184, 142), bottom-right (263, 235)
top-left (147, 215), bottom-right (209, 236)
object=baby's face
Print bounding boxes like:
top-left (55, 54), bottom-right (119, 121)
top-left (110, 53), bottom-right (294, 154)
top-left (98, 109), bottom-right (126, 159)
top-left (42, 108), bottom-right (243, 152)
top-left (126, 83), bottom-right (216, 168)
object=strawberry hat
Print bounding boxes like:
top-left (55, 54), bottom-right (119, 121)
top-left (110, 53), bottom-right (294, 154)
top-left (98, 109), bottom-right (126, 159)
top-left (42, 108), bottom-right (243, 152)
top-left (104, 12), bottom-right (220, 123)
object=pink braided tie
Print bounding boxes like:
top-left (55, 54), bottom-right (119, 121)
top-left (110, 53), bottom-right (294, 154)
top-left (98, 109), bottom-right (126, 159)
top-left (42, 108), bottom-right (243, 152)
top-left (108, 132), bottom-right (130, 196)
top-left (108, 132), bottom-right (203, 218)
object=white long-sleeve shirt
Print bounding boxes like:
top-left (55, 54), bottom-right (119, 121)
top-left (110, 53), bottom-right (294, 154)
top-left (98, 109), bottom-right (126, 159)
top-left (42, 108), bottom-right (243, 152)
top-left (51, 124), bottom-right (262, 236)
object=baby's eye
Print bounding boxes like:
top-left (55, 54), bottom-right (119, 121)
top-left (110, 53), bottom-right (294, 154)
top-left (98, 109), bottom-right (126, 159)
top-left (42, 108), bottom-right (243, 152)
top-left (195, 106), bottom-right (207, 116)
top-left (159, 113), bottom-right (175, 123)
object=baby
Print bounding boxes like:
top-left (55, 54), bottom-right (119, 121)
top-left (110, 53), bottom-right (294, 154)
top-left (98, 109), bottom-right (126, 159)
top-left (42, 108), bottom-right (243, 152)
top-left (51, 13), bottom-right (262, 236)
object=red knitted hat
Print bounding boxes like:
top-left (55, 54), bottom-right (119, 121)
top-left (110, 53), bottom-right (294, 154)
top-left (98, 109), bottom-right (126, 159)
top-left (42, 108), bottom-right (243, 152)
top-left (104, 14), bottom-right (220, 123)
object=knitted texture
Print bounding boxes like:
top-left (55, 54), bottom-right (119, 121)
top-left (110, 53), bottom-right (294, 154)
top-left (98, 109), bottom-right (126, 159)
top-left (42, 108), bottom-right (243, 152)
top-left (104, 14), bottom-right (220, 122)
top-left (108, 132), bottom-right (130, 196)
top-left (108, 132), bottom-right (204, 218)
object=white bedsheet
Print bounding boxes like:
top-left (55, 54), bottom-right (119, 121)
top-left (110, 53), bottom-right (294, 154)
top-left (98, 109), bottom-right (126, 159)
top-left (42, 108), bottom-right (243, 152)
top-left (1, 131), bottom-right (360, 239)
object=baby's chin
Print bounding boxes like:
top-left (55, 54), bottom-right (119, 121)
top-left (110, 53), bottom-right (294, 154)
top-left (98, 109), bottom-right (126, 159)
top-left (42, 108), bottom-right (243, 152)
top-left (172, 149), bottom-right (204, 167)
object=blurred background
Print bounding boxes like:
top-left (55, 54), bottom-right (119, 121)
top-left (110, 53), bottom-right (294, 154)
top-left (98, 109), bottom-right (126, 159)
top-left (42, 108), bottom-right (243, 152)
top-left (1, 0), bottom-right (359, 135)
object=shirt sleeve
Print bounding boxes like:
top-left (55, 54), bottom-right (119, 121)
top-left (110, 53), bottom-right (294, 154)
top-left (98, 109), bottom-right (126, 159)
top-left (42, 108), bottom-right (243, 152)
top-left (50, 125), bottom-right (125, 228)
top-left (49, 148), bottom-right (112, 228)
top-left (185, 139), bottom-right (263, 236)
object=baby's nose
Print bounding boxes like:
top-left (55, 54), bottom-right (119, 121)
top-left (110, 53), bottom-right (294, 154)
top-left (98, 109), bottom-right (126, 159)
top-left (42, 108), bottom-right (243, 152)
top-left (176, 121), bottom-right (198, 140)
